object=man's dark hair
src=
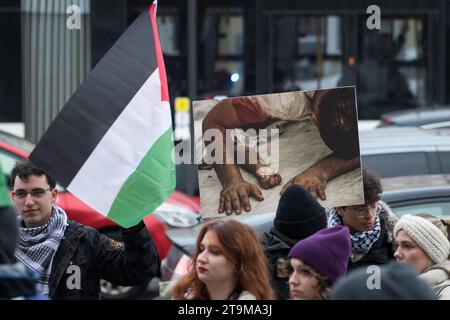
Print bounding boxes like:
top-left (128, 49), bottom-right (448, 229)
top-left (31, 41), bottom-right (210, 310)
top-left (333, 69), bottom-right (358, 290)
top-left (312, 88), bottom-right (359, 159)
top-left (362, 167), bottom-right (382, 204)
top-left (10, 160), bottom-right (56, 190)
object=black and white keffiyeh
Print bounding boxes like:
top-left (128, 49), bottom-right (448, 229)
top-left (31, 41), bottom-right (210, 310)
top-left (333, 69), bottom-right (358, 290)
top-left (327, 208), bottom-right (381, 258)
top-left (15, 206), bottom-right (68, 296)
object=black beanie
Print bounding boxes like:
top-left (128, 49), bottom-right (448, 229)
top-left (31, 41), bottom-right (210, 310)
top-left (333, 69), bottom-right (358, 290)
top-left (330, 262), bottom-right (437, 300)
top-left (273, 184), bottom-right (327, 246)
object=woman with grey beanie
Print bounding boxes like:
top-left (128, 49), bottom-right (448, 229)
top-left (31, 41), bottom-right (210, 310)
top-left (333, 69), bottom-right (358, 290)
top-left (394, 214), bottom-right (450, 300)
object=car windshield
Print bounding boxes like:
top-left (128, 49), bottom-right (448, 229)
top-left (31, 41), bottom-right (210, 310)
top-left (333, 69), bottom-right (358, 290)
top-left (382, 174), bottom-right (450, 191)
top-left (393, 202), bottom-right (450, 219)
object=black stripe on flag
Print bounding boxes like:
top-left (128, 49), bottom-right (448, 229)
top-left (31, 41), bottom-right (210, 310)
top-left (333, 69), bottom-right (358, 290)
top-left (30, 9), bottom-right (157, 187)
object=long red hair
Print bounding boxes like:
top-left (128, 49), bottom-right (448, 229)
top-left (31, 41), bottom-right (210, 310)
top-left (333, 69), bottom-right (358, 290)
top-left (173, 219), bottom-right (275, 300)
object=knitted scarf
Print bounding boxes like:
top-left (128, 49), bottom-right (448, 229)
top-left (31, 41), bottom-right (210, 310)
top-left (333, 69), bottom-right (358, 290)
top-left (15, 206), bottom-right (68, 296)
top-left (328, 208), bottom-right (381, 260)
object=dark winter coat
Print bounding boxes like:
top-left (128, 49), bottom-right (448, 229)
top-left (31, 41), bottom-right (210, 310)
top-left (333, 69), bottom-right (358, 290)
top-left (48, 220), bottom-right (159, 300)
top-left (261, 229), bottom-right (294, 300)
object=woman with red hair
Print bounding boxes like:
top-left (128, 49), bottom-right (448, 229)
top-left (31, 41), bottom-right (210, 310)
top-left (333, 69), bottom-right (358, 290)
top-left (170, 219), bottom-right (274, 300)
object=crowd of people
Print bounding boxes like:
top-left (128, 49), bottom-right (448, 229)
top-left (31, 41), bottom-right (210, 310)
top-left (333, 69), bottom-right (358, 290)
top-left (158, 167), bottom-right (449, 300)
top-left (1, 159), bottom-right (449, 300)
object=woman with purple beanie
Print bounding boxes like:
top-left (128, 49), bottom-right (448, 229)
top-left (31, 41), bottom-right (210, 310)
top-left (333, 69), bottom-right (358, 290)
top-left (288, 225), bottom-right (351, 300)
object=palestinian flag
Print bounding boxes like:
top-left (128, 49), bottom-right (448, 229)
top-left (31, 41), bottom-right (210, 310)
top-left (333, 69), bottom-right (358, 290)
top-left (29, 2), bottom-right (175, 227)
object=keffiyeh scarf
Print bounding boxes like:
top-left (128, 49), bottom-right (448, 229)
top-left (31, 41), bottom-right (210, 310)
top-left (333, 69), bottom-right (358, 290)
top-left (15, 206), bottom-right (68, 296)
top-left (328, 208), bottom-right (381, 260)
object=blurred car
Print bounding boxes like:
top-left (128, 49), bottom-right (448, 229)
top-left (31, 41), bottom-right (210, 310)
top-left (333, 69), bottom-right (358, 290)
top-left (162, 174), bottom-right (450, 282)
top-left (0, 129), bottom-right (200, 299)
top-left (381, 174), bottom-right (450, 218)
top-left (360, 127), bottom-right (450, 178)
top-left (378, 107), bottom-right (450, 129)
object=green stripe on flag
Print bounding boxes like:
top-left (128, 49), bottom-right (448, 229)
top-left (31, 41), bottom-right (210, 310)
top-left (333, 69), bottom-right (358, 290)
top-left (0, 163), bottom-right (12, 207)
top-left (108, 128), bottom-right (176, 227)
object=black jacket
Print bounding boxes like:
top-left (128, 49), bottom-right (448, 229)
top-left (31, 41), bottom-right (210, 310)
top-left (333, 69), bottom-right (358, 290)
top-left (261, 229), bottom-right (294, 300)
top-left (347, 217), bottom-right (396, 272)
top-left (48, 220), bottom-right (159, 300)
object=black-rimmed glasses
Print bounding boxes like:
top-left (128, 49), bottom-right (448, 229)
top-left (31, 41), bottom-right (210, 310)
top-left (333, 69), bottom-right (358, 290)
top-left (12, 188), bottom-right (53, 199)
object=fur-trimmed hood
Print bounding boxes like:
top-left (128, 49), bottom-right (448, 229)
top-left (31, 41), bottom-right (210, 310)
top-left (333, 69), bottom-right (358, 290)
top-left (377, 200), bottom-right (398, 243)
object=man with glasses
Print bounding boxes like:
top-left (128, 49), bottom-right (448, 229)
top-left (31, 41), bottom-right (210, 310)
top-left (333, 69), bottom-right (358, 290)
top-left (10, 160), bottom-right (159, 299)
top-left (327, 168), bottom-right (399, 271)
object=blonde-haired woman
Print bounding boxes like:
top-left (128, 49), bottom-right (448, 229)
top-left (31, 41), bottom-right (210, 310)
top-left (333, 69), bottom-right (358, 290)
top-left (394, 214), bottom-right (450, 299)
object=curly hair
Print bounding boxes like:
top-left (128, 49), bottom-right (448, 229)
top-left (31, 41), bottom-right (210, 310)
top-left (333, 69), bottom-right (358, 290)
top-left (173, 219), bottom-right (275, 300)
top-left (362, 168), bottom-right (382, 204)
top-left (290, 262), bottom-right (331, 300)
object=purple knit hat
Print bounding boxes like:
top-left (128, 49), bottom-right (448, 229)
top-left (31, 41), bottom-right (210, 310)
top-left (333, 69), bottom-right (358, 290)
top-left (288, 225), bottom-right (351, 284)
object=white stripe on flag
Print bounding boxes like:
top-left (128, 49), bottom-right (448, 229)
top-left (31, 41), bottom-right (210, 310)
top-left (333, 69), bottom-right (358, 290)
top-left (67, 68), bottom-right (172, 216)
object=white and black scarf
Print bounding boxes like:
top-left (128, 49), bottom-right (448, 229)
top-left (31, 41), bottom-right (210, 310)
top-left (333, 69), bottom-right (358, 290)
top-left (15, 206), bottom-right (68, 296)
top-left (327, 208), bottom-right (381, 260)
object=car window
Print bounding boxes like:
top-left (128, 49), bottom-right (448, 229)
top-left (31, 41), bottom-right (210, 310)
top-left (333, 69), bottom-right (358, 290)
top-left (439, 151), bottom-right (450, 173)
top-left (391, 201), bottom-right (450, 219)
top-left (362, 152), bottom-right (430, 178)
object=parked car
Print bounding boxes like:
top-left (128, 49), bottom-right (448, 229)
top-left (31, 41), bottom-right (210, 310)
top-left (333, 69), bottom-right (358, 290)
top-left (360, 127), bottom-right (450, 178)
top-left (381, 174), bottom-right (450, 218)
top-left (162, 174), bottom-right (450, 282)
top-left (0, 130), bottom-right (200, 299)
top-left (378, 107), bottom-right (450, 129)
